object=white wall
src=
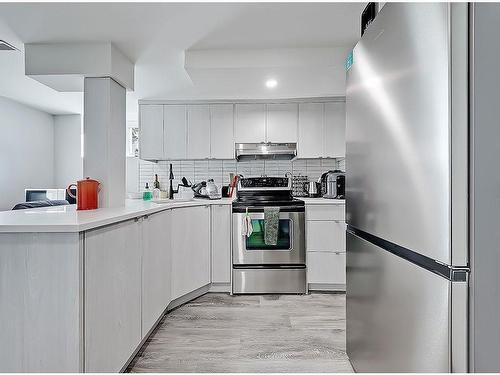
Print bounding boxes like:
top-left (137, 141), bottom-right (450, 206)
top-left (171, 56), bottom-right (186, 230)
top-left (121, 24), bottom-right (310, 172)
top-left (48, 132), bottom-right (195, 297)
top-left (0, 96), bottom-right (55, 210)
top-left (126, 157), bottom-right (139, 193)
top-left (54, 114), bottom-right (82, 188)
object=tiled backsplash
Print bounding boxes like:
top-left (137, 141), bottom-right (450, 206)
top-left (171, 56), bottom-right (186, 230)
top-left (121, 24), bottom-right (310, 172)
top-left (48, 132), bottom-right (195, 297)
top-left (138, 158), bottom-right (345, 192)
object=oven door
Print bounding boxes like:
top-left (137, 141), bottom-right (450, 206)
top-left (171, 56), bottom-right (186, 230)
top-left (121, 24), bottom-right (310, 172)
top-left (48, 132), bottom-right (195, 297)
top-left (232, 209), bottom-right (305, 265)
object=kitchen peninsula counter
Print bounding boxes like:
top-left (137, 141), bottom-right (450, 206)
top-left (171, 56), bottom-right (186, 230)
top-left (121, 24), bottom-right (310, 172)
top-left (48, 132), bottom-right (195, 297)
top-left (0, 197), bottom-right (234, 372)
top-left (0, 198), bottom-right (233, 233)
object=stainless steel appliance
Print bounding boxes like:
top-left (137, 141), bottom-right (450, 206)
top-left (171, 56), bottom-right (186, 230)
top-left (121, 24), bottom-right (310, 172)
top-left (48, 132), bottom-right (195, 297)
top-left (320, 170), bottom-right (345, 199)
top-left (235, 142), bottom-right (297, 161)
top-left (232, 176), bottom-right (306, 294)
top-left (304, 181), bottom-right (320, 198)
top-left (346, 3), bottom-right (500, 372)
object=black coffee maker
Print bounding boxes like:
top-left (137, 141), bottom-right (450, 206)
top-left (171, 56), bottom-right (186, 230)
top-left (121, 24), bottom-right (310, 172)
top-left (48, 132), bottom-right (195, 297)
top-left (320, 170), bottom-right (345, 199)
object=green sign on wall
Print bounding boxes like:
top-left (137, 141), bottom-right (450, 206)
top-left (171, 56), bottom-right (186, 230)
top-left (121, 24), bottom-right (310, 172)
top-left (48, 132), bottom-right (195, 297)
top-left (345, 51), bottom-right (353, 71)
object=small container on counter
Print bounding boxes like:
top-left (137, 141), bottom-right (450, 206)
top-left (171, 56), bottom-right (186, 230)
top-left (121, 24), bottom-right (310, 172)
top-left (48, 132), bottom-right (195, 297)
top-left (152, 187), bottom-right (161, 200)
top-left (143, 183), bottom-right (153, 201)
top-left (67, 177), bottom-right (100, 210)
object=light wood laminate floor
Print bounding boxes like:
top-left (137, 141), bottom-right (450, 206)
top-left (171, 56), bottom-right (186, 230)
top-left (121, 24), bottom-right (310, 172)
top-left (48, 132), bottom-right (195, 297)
top-left (127, 293), bottom-right (352, 373)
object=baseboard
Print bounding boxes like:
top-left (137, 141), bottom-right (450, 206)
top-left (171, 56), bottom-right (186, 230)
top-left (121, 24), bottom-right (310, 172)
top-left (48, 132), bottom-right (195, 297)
top-left (122, 283), bottom-right (218, 373)
top-left (167, 284), bottom-right (211, 311)
top-left (208, 282), bottom-right (231, 293)
top-left (121, 303), bottom-right (170, 372)
top-left (308, 283), bottom-right (346, 292)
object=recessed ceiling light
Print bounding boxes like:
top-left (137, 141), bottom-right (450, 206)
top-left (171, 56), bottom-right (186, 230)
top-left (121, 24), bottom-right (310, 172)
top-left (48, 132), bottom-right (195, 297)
top-left (265, 79), bottom-right (277, 89)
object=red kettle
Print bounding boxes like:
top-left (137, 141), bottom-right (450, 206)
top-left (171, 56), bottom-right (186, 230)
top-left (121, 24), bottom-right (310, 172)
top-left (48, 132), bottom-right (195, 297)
top-left (67, 177), bottom-right (100, 210)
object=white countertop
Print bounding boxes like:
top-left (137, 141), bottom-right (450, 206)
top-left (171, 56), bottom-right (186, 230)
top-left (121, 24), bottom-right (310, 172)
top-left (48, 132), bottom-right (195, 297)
top-left (299, 197), bottom-right (345, 205)
top-left (0, 198), bottom-right (233, 233)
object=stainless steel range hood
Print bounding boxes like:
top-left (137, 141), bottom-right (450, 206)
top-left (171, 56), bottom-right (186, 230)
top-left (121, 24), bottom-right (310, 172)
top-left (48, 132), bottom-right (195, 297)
top-left (235, 143), bottom-right (297, 161)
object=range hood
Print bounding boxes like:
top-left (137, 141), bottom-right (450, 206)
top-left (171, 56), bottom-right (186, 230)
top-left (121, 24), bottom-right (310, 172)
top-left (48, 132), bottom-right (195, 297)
top-left (235, 142), bottom-right (297, 161)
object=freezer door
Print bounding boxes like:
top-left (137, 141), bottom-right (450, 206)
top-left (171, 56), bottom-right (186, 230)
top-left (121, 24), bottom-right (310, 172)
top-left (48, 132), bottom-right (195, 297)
top-left (346, 231), bottom-right (468, 372)
top-left (345, 3), bottom-right (452, 264)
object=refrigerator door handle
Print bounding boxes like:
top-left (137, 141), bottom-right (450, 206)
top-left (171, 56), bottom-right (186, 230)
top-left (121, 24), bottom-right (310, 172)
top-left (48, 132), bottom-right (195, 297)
top-left (347, 226), bottom-right (469, 282)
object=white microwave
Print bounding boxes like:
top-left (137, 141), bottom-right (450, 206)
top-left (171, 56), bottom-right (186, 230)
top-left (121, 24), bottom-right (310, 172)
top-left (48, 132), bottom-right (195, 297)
top-left (25, 188), bottom-right (76, 204)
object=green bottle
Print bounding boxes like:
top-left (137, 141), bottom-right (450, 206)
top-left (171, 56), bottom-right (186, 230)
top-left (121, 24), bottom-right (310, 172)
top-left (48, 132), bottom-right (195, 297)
top-left (143, 183), bottom-right (153, 201)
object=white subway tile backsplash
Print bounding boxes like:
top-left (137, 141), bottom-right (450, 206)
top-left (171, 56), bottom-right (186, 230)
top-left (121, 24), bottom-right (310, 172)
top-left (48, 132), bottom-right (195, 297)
top-left (138, 158), bottom-right (344, 191)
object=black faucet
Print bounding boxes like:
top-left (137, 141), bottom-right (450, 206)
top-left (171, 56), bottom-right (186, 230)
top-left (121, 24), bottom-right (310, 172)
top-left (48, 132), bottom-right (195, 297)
top-left (169, 163), bottom-right (174, 199)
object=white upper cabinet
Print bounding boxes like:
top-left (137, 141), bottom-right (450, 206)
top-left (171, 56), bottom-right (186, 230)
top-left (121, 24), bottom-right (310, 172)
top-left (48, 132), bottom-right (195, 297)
top-left (187, 105), bottom-right (211, 159)
top-left (298, 102), bottom-right (324, 158)
top-left (139, 99), bottom-right (345, 160)
top-left (210, 104), bottom-right (234, 159)
top-left (139, 105), bottom-right (163, 160)
top-left (324, 101), bottom-right (346, 158)
top-left (266, 103), bottom-right (298, 143)
top-left (163, 105), bottom-right (187, 159)
top-left (234, 103), bottom-right (266, 143)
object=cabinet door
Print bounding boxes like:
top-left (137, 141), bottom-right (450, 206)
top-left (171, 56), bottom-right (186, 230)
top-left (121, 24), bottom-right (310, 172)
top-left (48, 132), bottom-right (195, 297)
top-left (306, 220), bottom-right (346, 252)
top-left (171, 206), bottom-right (210, 300)
top-left (298, 103), bottom-right (324, 158)
top-left (234, 103), bottom-right (266, 143)
top-left (164, 105), bottom-right (187, 159)
top-left (210, 104), bottom-right (234, 159)
top-left (211, 205), bottom-right (231, 284)
top-left (85, 219), bottom-right (141, 372)
top-left (142, 210), bottom-right (171, 338)
top-left (266, 103), bottom-right (298, 143)
top-left (187, 105), bottom-right (211, 159)
top-left (324, 101), bottom-right (346, 158)
top-left (140, 105), bottom-right (163, 160)
top-left (306, 204), bottom-right (345, 221)
top-left (307, 252), bottom-right (346, 284)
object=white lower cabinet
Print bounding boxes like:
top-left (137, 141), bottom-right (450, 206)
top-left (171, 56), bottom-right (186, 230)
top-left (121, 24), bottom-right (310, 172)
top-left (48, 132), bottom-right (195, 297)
top-left (307, 252), bottom-right (346, 285)
top-left (306, 204), bottom-right (345, 221)
top-left (84, 219), bottom-right (142, 373)
top-left (306, 220), bottom-right (346, 252)
top-left (141, 210), bottom-right (172, 337)
top-left (171, 205), bottom-right (211, 300)
top-left (305, 203), bottom-right (346, 290)
top-left (81, 203), bottom-right (232, 371)
top-left (211, 204), bottom-right (231, 284)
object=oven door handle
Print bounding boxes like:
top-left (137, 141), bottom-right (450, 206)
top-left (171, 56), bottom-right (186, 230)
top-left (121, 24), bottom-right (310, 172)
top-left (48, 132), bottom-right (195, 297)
top-left (233, 264), bottom-right (306, 269)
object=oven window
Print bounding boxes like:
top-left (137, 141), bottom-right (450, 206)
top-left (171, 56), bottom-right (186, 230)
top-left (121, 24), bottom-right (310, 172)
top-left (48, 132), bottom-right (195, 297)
top-left (246, 219), bottom-right (292, 250)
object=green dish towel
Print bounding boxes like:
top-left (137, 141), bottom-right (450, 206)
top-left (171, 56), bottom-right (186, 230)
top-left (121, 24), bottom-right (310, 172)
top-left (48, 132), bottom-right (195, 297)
top-left (264, 207), bottom-right (280, 245)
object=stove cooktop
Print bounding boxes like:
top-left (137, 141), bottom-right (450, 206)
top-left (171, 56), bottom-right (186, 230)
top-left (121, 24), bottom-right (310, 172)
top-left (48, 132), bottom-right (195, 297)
top-left (233, 176), bottom-right (303, 209)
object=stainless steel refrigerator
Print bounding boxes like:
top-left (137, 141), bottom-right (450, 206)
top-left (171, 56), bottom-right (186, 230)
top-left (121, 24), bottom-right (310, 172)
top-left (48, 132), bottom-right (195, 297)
top-left (346, 3), bottom-right (500, 372)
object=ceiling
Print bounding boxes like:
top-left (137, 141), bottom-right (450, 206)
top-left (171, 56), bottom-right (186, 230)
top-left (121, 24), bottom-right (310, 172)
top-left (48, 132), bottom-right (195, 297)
top-left (0, 2), bottom-right (364, 118)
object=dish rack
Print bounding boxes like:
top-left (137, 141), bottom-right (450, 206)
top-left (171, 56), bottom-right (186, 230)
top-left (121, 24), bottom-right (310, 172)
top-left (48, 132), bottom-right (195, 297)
top-left (291, 175), bottom-right (309, 197)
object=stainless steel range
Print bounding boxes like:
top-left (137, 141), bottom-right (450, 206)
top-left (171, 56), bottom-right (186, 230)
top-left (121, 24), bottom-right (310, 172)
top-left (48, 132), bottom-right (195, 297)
top-left (232, 176), bottom-right (306, 294)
